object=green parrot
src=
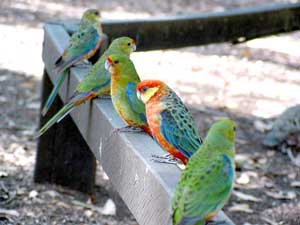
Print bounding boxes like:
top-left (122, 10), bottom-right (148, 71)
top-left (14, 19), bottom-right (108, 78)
top-left (36, 37), bottom-right (136, 138)
top-left (42, 9), bottom-right (103, 116)
top-left (172, 119), bottom-right (236, 225)
top-left (104, 53), bottom-right (151, 135)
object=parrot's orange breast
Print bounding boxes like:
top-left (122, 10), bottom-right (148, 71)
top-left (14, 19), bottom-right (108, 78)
top-left (146, 100), bottom-right (188, 164)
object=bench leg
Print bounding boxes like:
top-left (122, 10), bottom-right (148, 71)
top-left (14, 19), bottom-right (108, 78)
top-left (34, 70), bottom-right (96, 196)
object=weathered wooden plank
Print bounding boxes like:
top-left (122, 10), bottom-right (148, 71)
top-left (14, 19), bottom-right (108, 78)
top-left (60, 2), bottom-right (300, 50)
top-left (34, 70), bottom-right (96, 196)
top-left (39, 23), bottom-right (235, 225)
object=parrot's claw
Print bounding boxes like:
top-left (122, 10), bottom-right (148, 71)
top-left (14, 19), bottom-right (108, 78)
top-left (151, 158), bottom-right (177, 165)
top-left (112, 126), bottom-right (143, 135)
top-left (206, 220), bottom-right (227, 225)
top-left (97, 95), bottom-right (111, 100)
top-left (151, 153), bottom-right (173, 160)
top-left (74, 60), bottom-right (91, 68)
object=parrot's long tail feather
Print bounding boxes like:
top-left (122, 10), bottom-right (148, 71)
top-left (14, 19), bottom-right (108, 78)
top-left (41, 70), bottom-right (69, 116)
top-left (54, 55), bottom-right (82, 75)
top-left (36, 91), bottom-right (97, 138)
top-left (36, 102), bottom-right (75, 138)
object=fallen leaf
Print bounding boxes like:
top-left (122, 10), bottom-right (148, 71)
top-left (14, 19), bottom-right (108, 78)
top-left (0, 208), bottom-right (19, 217)
top-left (43, 190), bottom-right (61, 198)
top-left (265, 190), bottom-right (296, 200)
top-left (266, 150), bottom-right (275, 157)
top-left (236, 173), bottom-right (250, 185)
top-left (84, 209), bottom-right (93, 218)
top-left (254, 120), bottom-right (270, 132)
top-left (0, 171), bottom-right (8, 178)
top-left (228, 203), bottom-right (253, 213)
top-left (100, 199), bottom-right (116, 216)
top-left (29, 190), bottom-right (38, 199)
top-left (72, 198), bottom-right (116, 216)
top-left (233, 190), bottom-right (262, 202)
top-left (291, 181), bottom-right (300, 188)
top-left (55, 200), bottom-right (71, 209)
top-left (288, 172), bottom-right (297, 179)
top-left (235, 154), bottom-right (255, 170)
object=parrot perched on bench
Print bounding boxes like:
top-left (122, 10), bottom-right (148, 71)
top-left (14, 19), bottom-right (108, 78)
top-left (105, 54), bottom-right (151, 135)
top-left (36, 37), bottom-right (136, 138)
top-left (42, 9), bottom-right (103, 116)
top-left (172, 119), bottom-right (236, 225)
top-left (136, 80), bottom-right (202, 164)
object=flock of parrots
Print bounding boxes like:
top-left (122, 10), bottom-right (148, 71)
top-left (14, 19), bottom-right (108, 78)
top-left (36, 9), bottom-right (236, 225)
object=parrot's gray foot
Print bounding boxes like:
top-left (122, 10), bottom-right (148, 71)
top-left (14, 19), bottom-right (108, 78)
top-left (150, 157), bottom-right (177, 164)
top-left (97, 95), bottom-right (111, 99)
top-left (287, 148), bottom-right (300, 167)
top-left (112, 126), bottom-right (143, 135)
top-left (151, 153), bottom-right (173, 160)
top-left (150, 154), bottom-right (177, 164)
top-left (206, 220), bottom-right (227, 225)
top-left (74, 60), bottom-right (91, 68)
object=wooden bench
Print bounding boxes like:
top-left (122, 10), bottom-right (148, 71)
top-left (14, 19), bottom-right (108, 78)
top-left (34, 3), bottom-right (300, 225)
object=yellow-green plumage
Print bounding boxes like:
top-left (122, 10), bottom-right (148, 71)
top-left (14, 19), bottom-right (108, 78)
top-left (76, 37), bottom-right (136, 95)
top-left (42, 9), bottom-right (102, 116)
top-left (35, 37), bottom-right (136, 138)
top-left (106, 54), bottom-right (151, 134)
top-left (172, 119), bottom-right (236, 225)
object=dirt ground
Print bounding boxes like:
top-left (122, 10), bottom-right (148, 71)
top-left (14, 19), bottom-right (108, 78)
top-left (0, 0), bottom-right (300, 225)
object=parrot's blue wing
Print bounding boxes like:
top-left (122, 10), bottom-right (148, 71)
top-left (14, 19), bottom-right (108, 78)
top-left (126, 82), bottom-right (147, 122)
top-left (160, 108), bottom-right (202, 159)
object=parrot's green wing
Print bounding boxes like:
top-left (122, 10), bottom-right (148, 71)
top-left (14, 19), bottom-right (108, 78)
top-left (76, 61), bottom-right (109, 94)
top-left (76, 47), bottom-right (130, 93)
top-left (160, 91), bottom-right (202, 158)
top-left (65, 26), bottom-right (100, 57)
top-left (173, 153), bottom-right (234, 225)
top-left (126, 82), bottom-right (147, 123)
top-left (54, 26), bottom-right (101, 75)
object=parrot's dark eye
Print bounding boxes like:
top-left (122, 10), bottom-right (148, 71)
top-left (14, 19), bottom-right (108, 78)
top-left (127, 42), bottom-right (131, 46)
top-left (114, 60), bottom-right (119, 64)
top-left (141, 87), bottom-right (148, 92)
top-left (233, 126), bottom-right (236, 132)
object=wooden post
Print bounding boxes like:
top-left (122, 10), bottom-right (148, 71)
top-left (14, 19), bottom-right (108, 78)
top-left (34, 70), bottom-right (96, 196)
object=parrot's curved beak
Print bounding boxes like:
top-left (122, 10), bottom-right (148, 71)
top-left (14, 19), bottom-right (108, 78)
top-left (131, 39), bottom-right (136, 52)
top-left (136, 90), bottom-right (141, 100)
top-left (105, 57), bottom-right (112, 73)
top-left (132, 44), bottom-right (136, 52)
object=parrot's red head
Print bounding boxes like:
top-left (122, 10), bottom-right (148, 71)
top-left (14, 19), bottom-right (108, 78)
top-left (136, 80), bottom-right (166, 104)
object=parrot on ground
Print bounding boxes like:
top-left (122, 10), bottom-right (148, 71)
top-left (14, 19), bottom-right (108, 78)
top-left (42, 8), bottom-right (103, 116)
top-left (104, 54), bottom-right (151, 135)
top-left (36, 37), bottom-right (136, 138)
top-left (136, 80), bottom-right (202, 165)
top-left (263, 104), bottom-right (300, 166)
top-left (172, 119), bottom-right (236, 225)
top-left (263, 104), bottom-right (300, 147)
